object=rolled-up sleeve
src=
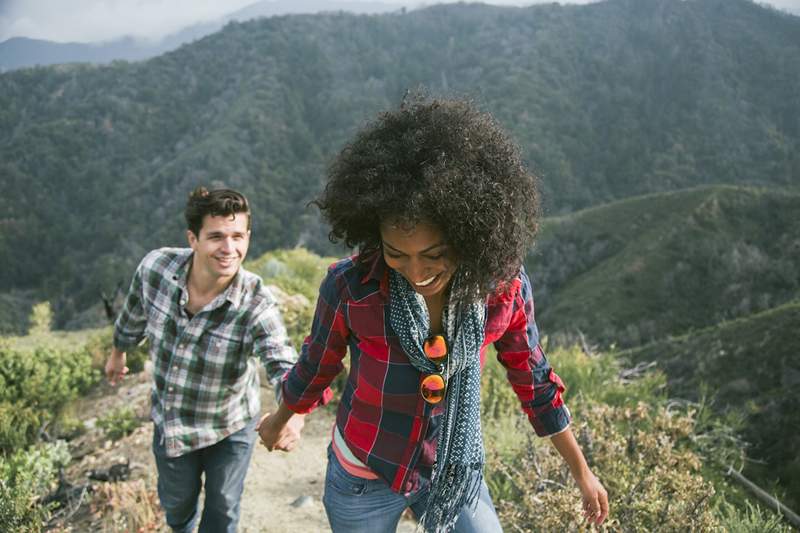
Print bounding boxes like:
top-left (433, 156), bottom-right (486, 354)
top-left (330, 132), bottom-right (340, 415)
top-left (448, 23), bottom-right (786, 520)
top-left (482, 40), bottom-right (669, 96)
top-left (113, 260), bottom-right (148, 351)
top-left (251, 294), bottom-right (298, 390)
top-left (493, 268), bottom-right (571, 437)
top-left (281, 267), bottom-right (348, 414)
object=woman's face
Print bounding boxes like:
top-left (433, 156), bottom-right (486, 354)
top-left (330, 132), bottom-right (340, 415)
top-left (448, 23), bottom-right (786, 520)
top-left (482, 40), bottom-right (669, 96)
top-left (380, 220), bottom-right (457, 299)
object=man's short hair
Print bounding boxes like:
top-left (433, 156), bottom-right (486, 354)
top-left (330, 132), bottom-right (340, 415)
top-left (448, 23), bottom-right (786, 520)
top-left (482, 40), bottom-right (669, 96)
top-left (184, 187), bottom-right (251, 237)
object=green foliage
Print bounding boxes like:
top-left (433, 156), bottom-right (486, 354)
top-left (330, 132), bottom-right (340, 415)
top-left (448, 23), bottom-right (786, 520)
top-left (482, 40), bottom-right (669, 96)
top-left (490, 402), bottom-right (722, 532)
top-left (97, 407), bottom-right (140, 441)
top-left (0, 342), bottom-right (99, 452)
top-left (480, 345), bottom-right (778, 531)
top-left (0, 441), bottom-right (71, 532)
top-left (246, 248), bottom-right (336, 349)
top-left (83, 327), bottom-right (148, 374)
top-left (715, 498), bottom-right (793, 533)
top-left (246, 247), bottom-right (335, 301)
top-left (622, 299), bottom-right (800, 511)
top-left (0, 290), bottom-right (36, 336)
top-left (27, 302), bottom-right (52, 336)
top-left (528, 186), bottom-right (800, 348)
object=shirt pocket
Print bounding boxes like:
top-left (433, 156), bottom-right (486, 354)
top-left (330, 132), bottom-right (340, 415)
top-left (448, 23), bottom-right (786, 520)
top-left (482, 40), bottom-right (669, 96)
top-left (200, 328), bottom-right (244, 367)
top-left (145, 307), bottom-right (171, 347)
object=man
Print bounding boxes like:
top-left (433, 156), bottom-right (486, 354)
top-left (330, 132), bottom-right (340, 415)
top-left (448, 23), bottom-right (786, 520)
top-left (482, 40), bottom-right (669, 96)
top-left (105, 186), bottom-right (305, 533)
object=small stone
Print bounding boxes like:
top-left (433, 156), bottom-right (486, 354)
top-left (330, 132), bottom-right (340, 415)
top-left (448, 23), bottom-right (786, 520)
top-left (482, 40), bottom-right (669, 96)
top-left (290, 495), bottom-right (313, 508)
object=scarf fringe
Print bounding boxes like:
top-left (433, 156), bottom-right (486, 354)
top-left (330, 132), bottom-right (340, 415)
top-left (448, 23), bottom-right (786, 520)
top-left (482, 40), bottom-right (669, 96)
top-left (419, 464), bottom-right (484, 533)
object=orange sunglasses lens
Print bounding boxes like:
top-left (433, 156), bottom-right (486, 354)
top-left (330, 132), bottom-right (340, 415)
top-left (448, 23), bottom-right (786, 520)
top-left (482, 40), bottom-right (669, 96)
top-left (420, 374), bottom-right (446, 404)
top-left (423, 335), bottom-right (448, 365)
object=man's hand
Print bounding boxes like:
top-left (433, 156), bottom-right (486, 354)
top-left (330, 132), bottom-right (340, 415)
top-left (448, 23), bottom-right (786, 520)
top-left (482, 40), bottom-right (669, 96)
top-left (256, 402), bottom-right (305, 452)
top-left (105, 347), bottom-right (129, 386)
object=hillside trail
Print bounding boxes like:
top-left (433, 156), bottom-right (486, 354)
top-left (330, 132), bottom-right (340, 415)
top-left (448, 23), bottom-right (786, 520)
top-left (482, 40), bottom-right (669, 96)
top-left (72, 369), bottom-right (416, 532)
top-left (240, 388), bottom-right (418, 532)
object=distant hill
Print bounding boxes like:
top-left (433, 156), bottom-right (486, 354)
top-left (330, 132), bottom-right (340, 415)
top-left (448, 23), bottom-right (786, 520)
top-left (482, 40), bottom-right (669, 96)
top-left (621, 300), bottom-right (800, 510)
top-left (1, 0), bottom-right (799, 327)
top-left (527, 185), bottom-right (800, 347)
top-left (0, 0), bottom-right (408, 71)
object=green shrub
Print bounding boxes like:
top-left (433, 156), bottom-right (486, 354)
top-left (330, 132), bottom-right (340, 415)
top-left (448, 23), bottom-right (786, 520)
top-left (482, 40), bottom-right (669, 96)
top-left (488, 402), bottom-right (721, 532)
top-left (0, 441), bottom-right (71, 532)
top-left (0, 343), bottom-right (99, 452)
top-left (481, 345), bottom-right (759, 531)
top-left (97, 407), bottom-right (140, 441)
top-left (84, 328), bottom-right (148, 374)
top-left (715, 498), bottom-right (792, 533)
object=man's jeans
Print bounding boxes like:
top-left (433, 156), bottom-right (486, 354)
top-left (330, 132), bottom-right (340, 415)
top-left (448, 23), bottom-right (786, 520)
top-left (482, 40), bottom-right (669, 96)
top-left (152, 418), bottom-right (257, 533)
top-left (322, 447), bottom-right (504, 533)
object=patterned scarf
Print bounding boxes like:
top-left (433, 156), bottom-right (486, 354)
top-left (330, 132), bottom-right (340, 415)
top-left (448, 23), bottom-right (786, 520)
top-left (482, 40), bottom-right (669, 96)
top-left (388, 269), bottom-right (486, 533)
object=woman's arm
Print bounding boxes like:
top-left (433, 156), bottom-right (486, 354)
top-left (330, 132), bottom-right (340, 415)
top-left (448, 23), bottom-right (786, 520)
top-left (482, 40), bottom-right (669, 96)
top-left (550, 427), bottom-right (609, 525)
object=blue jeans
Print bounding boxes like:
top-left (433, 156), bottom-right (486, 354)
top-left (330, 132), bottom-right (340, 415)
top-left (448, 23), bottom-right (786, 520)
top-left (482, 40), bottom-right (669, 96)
top-left (323, 447), bottom-right (503, 533)
top-left (152, 418), bottom-right (257, 533)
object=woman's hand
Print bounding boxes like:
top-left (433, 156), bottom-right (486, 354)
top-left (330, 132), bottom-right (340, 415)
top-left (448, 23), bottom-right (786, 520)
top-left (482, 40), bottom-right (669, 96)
top-left (256, 402), bottom-right (305, 452)
top-left (576, 470), bottom-right (609, 525)
top-left (549, 427), bottom-right (610, 525)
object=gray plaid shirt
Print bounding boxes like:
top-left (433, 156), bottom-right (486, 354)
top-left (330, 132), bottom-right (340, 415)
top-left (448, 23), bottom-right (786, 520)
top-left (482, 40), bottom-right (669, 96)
top-left (113, 247), bottom-right (297, 457)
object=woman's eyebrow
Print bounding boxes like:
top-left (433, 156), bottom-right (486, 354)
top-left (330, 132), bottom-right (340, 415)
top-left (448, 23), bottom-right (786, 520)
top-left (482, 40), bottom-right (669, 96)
top-left (383, 241), bottom-right (446, 254)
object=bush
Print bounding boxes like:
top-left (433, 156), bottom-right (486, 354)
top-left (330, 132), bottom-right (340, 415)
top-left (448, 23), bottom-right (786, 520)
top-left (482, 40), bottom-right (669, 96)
top-left (90, 479), bottom-right (164, 532)
top-left (481, 345), bottom-right (762, 531)
top-left (97, 407), bottom-right (140, 441)
top-left (0, 342), bottom-right (99, 452)
top-left (0, 441), bottom-right (71, 532)
top-left (489, 402), bottom-right (721, 532)
top-left (84, 328), bottom-right (148, 375)
top-left (715, 498), bottom-right (792, 533)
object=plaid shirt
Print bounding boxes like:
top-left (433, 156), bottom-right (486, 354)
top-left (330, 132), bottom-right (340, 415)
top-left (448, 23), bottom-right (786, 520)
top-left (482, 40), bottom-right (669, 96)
top-left (282, 253), bottom-right (570, 493)
top-left (114, 248), bottom-right (297, 457)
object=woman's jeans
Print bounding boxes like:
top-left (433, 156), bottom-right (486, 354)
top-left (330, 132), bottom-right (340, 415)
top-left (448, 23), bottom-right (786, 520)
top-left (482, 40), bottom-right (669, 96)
top-left (323, 447), bottom-right (504, 533)
top-left (151, 418), bottom-right (257, 533)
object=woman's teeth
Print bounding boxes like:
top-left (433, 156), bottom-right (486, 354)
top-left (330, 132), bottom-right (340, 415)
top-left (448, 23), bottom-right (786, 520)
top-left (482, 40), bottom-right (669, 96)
top-left (415, 274), bottom-right (437, 287)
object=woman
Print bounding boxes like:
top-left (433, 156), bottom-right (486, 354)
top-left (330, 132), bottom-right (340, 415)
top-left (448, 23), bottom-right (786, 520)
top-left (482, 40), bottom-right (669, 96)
top-left (258, 95), bottom-right (608, 532)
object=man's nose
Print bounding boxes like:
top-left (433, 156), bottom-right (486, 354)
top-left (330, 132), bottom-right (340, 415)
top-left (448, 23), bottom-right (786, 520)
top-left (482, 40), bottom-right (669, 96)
top-left (220, 237), bottom-right (234, 252)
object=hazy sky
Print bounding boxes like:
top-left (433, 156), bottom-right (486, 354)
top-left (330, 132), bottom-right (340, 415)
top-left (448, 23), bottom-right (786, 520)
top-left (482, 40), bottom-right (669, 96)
top-left (0, 0), bottom-right (797, 43)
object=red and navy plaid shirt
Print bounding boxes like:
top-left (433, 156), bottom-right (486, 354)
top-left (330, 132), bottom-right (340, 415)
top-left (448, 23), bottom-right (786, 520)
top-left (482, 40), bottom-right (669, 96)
top-left (282, 253), bottom-right (570, 493)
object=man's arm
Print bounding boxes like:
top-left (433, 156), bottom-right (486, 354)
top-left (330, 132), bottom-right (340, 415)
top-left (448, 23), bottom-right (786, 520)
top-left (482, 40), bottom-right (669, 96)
top-left (105, 258), bottom-right (148, 385)
top-left (257, 268), bottom-right (349, 451)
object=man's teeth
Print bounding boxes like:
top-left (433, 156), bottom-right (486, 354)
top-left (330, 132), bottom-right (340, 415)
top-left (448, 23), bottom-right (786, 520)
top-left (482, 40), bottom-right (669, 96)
top-left (415, 275), bottom-right (437, 287)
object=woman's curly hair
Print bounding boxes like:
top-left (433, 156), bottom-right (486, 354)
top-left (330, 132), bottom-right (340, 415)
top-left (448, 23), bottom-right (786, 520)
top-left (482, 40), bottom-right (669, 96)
top-left (313, 94), bottom-right (541, 303)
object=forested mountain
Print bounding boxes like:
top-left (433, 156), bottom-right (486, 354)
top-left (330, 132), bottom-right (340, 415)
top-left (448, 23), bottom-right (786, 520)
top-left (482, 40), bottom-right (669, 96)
top-left (527, 185), bottom-right (800, 347)
top-left (1, 0), bottom-right (799, 327)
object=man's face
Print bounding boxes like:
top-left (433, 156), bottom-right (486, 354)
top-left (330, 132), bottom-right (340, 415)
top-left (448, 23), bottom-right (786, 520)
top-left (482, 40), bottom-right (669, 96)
top-left (187, 213), bottom-right (250, 282)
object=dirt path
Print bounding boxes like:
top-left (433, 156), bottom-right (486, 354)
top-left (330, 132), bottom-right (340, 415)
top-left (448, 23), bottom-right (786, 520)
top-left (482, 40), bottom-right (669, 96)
top-left (239, 391), bottom-right (333, 533)
top-left (67, 371), bottom-right (416, 532)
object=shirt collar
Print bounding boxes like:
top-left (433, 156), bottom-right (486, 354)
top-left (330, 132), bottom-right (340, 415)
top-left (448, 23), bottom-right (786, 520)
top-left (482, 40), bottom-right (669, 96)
top-left (360, 251), bottom-right (389, 296)
top-left (174, 251), bottom-right (244, 310)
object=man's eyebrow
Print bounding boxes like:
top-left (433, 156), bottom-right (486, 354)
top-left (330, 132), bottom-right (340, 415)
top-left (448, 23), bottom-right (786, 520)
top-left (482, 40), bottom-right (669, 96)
top-left (383, 241), bottom-right (446, 254)
top-left (206, 230), bottom-right (247, 237)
